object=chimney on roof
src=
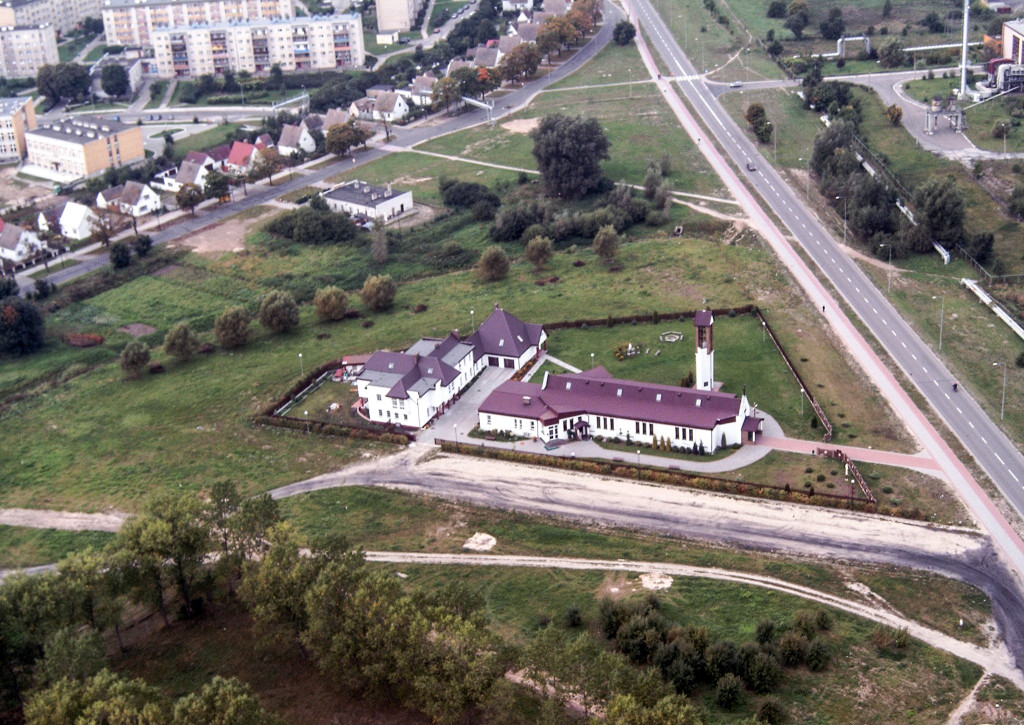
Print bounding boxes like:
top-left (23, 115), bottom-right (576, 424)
top-left (451, 329), bottom-right (458, 338)
top-left (541, 371), bottom-right (549, 390)
top-left (385, 182), bottom-right (392, 196)
top-left (523, 396), bottom-right (531, 405)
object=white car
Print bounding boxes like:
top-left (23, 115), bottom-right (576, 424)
top-left (729, 81), bottom-right (743, 88)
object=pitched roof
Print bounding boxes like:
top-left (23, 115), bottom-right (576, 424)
top-left (207, 144), bottom-right (231, 162)
top-left (176, 159), bottom-right (206, 186)
top-left (227, 141), bottom-right (256, 167)
top-left (324, 107), bottom-right (349, 129)
top-left (474, 46), bottom-right (501, 67)
top-left (120, 180), bottom-right (150, 207)
top-left (545, 0), bottom-right (568, 14)
top-left (465, 305), bottom-right (544, 360)
top-left (301, 114), bottom-right (324, 130)
top-left (99, 184), bottom-right (125, 203)
top-left (0, 221), bottom-right (28, 250)
top-left (515, 22), bottom-right (539, 41)
top-left (694, 310), bottom-right (714, 326)
top-left (184, 150), bottom-right (213, 166)
top-left (375, 92), bottom-right (403, 113)
top-left (278, 123), bottom-right (304, 149)
top-left (59, 201), bottom-right (95, 231)
top-left (498, 35), bottom-right (522, 53)
top-left (358, 350), bottom-right (460, 399)
top-left (479, 370), bottom-right (743, 430)
top-left (411, 72), bottom-right (437, 94)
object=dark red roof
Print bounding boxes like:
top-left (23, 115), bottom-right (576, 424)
top-left (694, 310), bottom-right (713, 326)
top-left (741, 416), bottom-right (762, 432)
top-left (227, 141), bottom-right (256, 167)
top-left (465, 306), bottom-right (545, 361)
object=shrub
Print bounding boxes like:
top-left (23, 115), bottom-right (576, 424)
top-left (806, 639), bottom-right (831, 671)
top-left (714, 673), bottom-right (743, 709)
top-left (360, 274), bottom-right (397, 311)
top-left (744, 652), bottom-right (781, 694)
top-left (314, 286), bottom-right (347, 321)
top-left (471, 199), bottom-right (497, 221)
top-left (0, 297), bottom-right (45, 357)
top-left (755, 620), bottom-right (776, 644)
top-left (132, 234), bottom-right (153, 257)
top-left (562, 606), bottom-right (583, 628)
top-left (757, 696), bottom-right (785, 724)
top-left (476, 245), bottom-right (510, 282)
top-left (778, 632), bottom-right (808, 667)
top-left (814, 609), bottom-right (832, 631)
top-left (524, 235), bottom-right (554, 271)
top-left (705, 640), bottom-right (739, 679)
top-left (615, 612), bottom-right (669, 664)
top-left (120, 340), bottom-right (151, 379)
top-left (214, 306), bottom-right (251, 349)
top-left (258, 290), bottom-right (300, 334)
top-left (163, 321), bottom-right (199, 362)
top-left (593, 224), bottom-right (619, 264)
top-left (439, 179), bottom-right (500, 209)
top-left (109, 241), bottom-right (131, 269)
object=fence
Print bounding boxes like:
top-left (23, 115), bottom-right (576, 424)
top-left (815, 447), bottom-right (876, 504)
top-left (751, 309), bottom-right (833, 442)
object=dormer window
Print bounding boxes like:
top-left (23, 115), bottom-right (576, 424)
top-left (616, 388), bottom-right (622, 397)
top-left (565, 382), bottom-right (571, 390)
top-left (656, 393), bottom-right (662, 402)
top-left (387, 362), bottom-right (394, 369)
top-left (498, 339), bottom-right (505, 347)
top-left (517, 335), bottom-right (523, 342)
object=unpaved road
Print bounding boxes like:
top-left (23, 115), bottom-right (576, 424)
top-left (271, 447), bottom-right (1024, 674)
top-left (0, 508), bottom-right (128, 532)
top-left (366, 550), bottom-right (1022, 686)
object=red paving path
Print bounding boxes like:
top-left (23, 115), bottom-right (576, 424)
top-left (758, 437), bottom-right (942, 472)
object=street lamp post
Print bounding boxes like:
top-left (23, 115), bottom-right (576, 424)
top-left (835, 196), bottom-right (847, 246)
top-left (304, 410), bottom-right (309, 434)
top-left (800, 387), bottom-right (805, 417)
top-left (879, 243), bottom-right (892, 294)
top-left (454, 423), bottom-right (458, 451)
top-left (470, 309), bottom-right (475, 333)
top-left (994, 362), bottom-right (1007, 420)
top-left (762, 319), bottom-right (766, 343)
top-left (932, 295), bottom-right (944, 351)
top-left (591, 352), bottom-right (595, 368)
top-left (298, 352), bottom-right (304, 377)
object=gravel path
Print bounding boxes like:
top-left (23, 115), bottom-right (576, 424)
top-left (0, 508), bottom-right (128, 532)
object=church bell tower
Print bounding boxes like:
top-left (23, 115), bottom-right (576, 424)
top-left (694, 310), bottom-right (714, 390)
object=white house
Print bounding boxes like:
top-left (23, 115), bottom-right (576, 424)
top-left (502, 0), bottom-right (531, 12)
top-left (277, 123), bottom-right (316, 157)
top-left (0, 220), bottom-right (46, 263)
top-left (58, 202), bottom-right (99, 241)
top-left (152, 158), bottom-right (210, 193)
top-left (349, 92), bottom-right (409, 123)
top-left (96, 180), bottom-right (161, 217)
top-left (398, 72), bottom-right (438, 106)
top-left (355, 305), bottom-right (547, 428)
top-left (322, 180), bottom-right (413, 221)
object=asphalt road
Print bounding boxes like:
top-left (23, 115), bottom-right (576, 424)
top-left (37, 4), bottom-right (619, 291)
top-left (629, 0), bottom-right (1024, 560)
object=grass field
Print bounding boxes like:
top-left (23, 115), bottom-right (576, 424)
top-left (171, 123), bottom-right (244, 161)
top-left (0, 526), bottom-right (114, 569)
top-left (144, 80), bottom-right (169, 110)
top-left (58, 33), bottom-right (98, 63)
top-left (547, 40), bottom-right (650, 88)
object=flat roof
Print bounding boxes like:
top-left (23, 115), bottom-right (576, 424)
top-left (324, 179), bottom-right (409, 208)
top-left (27, 115), bottom-right (134, 144)
top-left (151, 13), bottom-right (360, 33)
top-left (0, 96), bottom-right (29, 115)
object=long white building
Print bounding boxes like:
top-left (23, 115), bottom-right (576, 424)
top-left (101, 0), bottom-right (293, 46)
top-left (152, 13), bottom-right (363, 77)
top-left (0, 23), bottom-right (58, 78)
top-left (0, 0), bottom-right (100, 35)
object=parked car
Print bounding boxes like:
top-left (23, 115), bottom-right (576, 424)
top-left (746, 162), bottom-right (756, 172)
top-left (729, 81), bottom-right (742, 88)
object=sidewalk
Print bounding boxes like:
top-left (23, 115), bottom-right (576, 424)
top-left (757, 436), bottom-right (942, 473)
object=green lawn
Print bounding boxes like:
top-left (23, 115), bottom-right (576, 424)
top-left (58, 33), bottom-right (98, 63)
top-left (82, 44), bottom-right (110, 62)
top-left (145, 80), bottom-right (169, 110)
top-left (171, 123), bottom-right (243, 161)
top-left (547, 38), bottom-right (650, 89)
top-left (0, 526), bottom-right (114, 569)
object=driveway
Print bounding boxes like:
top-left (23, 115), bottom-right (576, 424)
top-left (422, 365), bottom-right (516, 443)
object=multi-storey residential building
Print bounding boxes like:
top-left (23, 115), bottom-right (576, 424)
top-left (376, 0), bottom-right (421, 32)
top-left (151, 14), bottom-right (363, 77)
top-left (101, 0), bottom-right (293, 47)
top-left (0, 23), bottom-right (58, 78)
top-left (0, 0), bottom-right (100, 35)
top-left (25, 115), bottom-right (144, 179)
top-left (0, 96), bottom-right (35, 159)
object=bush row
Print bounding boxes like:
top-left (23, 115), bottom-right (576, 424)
top-left (253, 414), bottom-right (412, 444)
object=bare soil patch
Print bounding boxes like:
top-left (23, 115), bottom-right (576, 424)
top-left (388, 203), bottom-right (436, 228)
top-left (0, 166), bottom-right (50, 208)
top-left (501, 117), bottom-right (540, 134)
top-left (118, 323), bottom-right (157, 338)
top-left (170, 211), bottom-right (269, 255)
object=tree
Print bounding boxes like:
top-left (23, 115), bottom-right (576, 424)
top-left (531, 114), bottom-right (610, 199)
top-left (314, 286), bottom-right (348, 321)
top-left (593, 224), bottom-right (619, 265)
top-left (1010, 183), bottom-right (1024, 219)
top-left (882, 0), bottom-right (892, 17)
top-left (754, 119), bottom-right (774, 144)
top-left (745, 102), bottom-right (766, 128)
top-left (24, 669), bottom-right (166, 725)
top-left (163, 321), bottom-right (199, 362)
top-left (36, 63), bottom-right (90, 102)
top-left (540, 16), bottom-right (577, 58)
top-left (371, 224), bottom-right (389, 264)
top-left (172, 676), bottom-right (284, 725)
top-left (913, 176), bottom-right (964, 247)
top-left (214, 306), bottom-right (251, 348)
top-left (499, 43), bottom-right (541, 84)
top-left (819, 8), bottom-right (845, 40)
top-left (431, 76), bottom-right (462, 112)
top-left (476, 245), bottom-right (510, 281)
top-left (35, 628), bottom-right (106, 687)
top-left (744, 652), bottom-right (781, 694)
top-left (248, 148), bottom-right (281, 186)
top-left (766, 0), bottom-right (786, 18)
top-left (606, 694), bottom-right (703, 725)
top-left (100, 63), bottom-right (130, 97)
top-left (267, 63), bottom-right (284, 90)
top-left (524, 235), bottom-right (553, 270)
top-left (119, 340), bottom-right (150, 379)
top-left (89, 211), bottom-right (118, 248)
top-left (613, 20), bottom-right (636, 45)
top-left (176, 183), bottom-right (204, 216)
top-left (0, 297), bottom-right (44, 357)
top-left (132, 234), bottom-right (152, 257)
top-left (567, 5), bottom-right (596, 37)
top-left (714, 673), bottom-right (743, 710)
top-left (783, 0), bottom-right (809, 39)
top-left (878, 41), bottom-right (906, 68)
top-left (360, 274), bottom-right (397, 311)
top-left (326, 120), bottom-right (371, 156)
top-left (0, 276), bottom-right (17, 298)
top-left (109, 241), bottom-right (131, 269)
top-left (886, 104), bottom-right (904, 126)
top-left (203, 169), bottom-right (229, 200)
top-left (257, 290), bottom-right (300, 334)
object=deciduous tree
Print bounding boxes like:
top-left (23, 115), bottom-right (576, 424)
top-left (531, 114), bottom-right (610, 199)
top-left (109, 241), bottom-right (131, 269)
top-left (592, 224), bottom-right (619, 264)
top-left (175, 183), bottom-right (204, 216)
top-left (476, 245), bottom-right (509, 281)
top-left (257, 290), bottom-right (300, 334)
top-left (163, 321), bottom-right (199, 362)
top-left (613, 20), bottom-right (636, 45)
top-left (172, 676), bottom-right (284, 725)
top-left (360, 274), bottom-right (397, 311)
top-left (0, 297), bottom-right (44, 357)
top-left (203, 170), bottom-right (229, 200)
top-left (119, 340), bottom-right (150, 379)
top-left (100, 64), bottom-right (130, 97)
top-left (214, 306), bottom-right (250, 348)
top-left (314, 286), bottom-right (348, 321)
top-left (524, 235), bottom-right (553, 270)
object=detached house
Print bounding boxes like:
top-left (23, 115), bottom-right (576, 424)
top-left (96, 181), bottom-right (161, 217)
top-left (0, 220), bottom-right (46, 263)
top-left (322, 179), bottom-right (413, 221)
top-left (226, 141), bottom-right (261, 174)
top-left (349, 92), bottom-right (409, 123)
top-left (152, 158), bottom-right (210, 193)
top-left (277, 123), bottom-right (316, 157)
top-left (57, 202), bottom-right (99, 241)
top-left (399, 72), bottom-right (437, 106)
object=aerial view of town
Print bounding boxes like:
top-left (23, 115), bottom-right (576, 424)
top-left (1, 0), bottom-right (1024, 720)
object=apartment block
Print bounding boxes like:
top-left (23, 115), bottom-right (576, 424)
top-left (0, 23), bottom-right (58, 78)
top-left (101, 0), bottom-right (293, 47)
top-left (376, 0), bottom-right (422, 32)
top-left (0, 96), bottom-right (36, 159)
top-left (152, 13), bottom-right (363, 77)
top-left (25, 115), bottom-right (144, 178)
top-left (0, 0), bottom-right (100, 35)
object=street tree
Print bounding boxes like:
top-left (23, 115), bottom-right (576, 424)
top-left (476, 245), bottom-right (509, 281)
top-left (432, 76), bottom-right (462, 113)
top-left (314, 286), bottom-right (348, 321)
top-left (119, 340), bottom-right (150, 379)
top-left (0, 297), bottom-right (44, 357)
top-left (531, 114), bottom-right (610, 199)
top-left (524, 235), bottom-right (553, 271)
top-left (360, 274), bottom-right (397, 311)
top-left (248, 148), bottom-right (281, 186)
top-left (89, 211), bottom-right (118, 247)
top-left (567, 5), bottom-right (595, 37)
top-left (612, 20), bottom-right (636, 45)
top-left (100, 64), bottom-right (130, 97)
top-left (593, 224), bottom-right (619, 265)
top-left (163, 321), bottom-right (199, 362)
top-left (176, 183), bottom-right (204, 216)
top-left (499, 43), bottom-right (540, 84)
top-left (132, 234), bottom-right (152, 257)
top-left (36, 63), bottom-right (90, 102)
top-left (203, 169), bottom-right (230, 200)
top-left (214, 306), bottom-right (251, 348)
top-left (257, 290), bottom-right (300, 334)
top-left (109, 241), bottom-right (131, 269)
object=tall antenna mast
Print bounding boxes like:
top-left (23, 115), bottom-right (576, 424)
top-left (959, 0), bottom-right (971, 98)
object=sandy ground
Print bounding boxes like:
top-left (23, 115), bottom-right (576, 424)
top-left (388, 203), bottom-right (436, 228)
top-left (0, 507), bottom-right (128, 532)
top-left (0, 167), bottom-right (51, 209)
top-left (117, 323), bottom-right (157, 337)
top-left (501, 117), bottom-right (540, 134)
top-left (170, 209), bottom-right (271, 254)
top-left (365, 550), bottom-right (1022, 684)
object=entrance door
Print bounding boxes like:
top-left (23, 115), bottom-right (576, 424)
top-left (503, 358), bottom-right (514, 368)
top-left (488, 356), bottom-right (498, 366)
